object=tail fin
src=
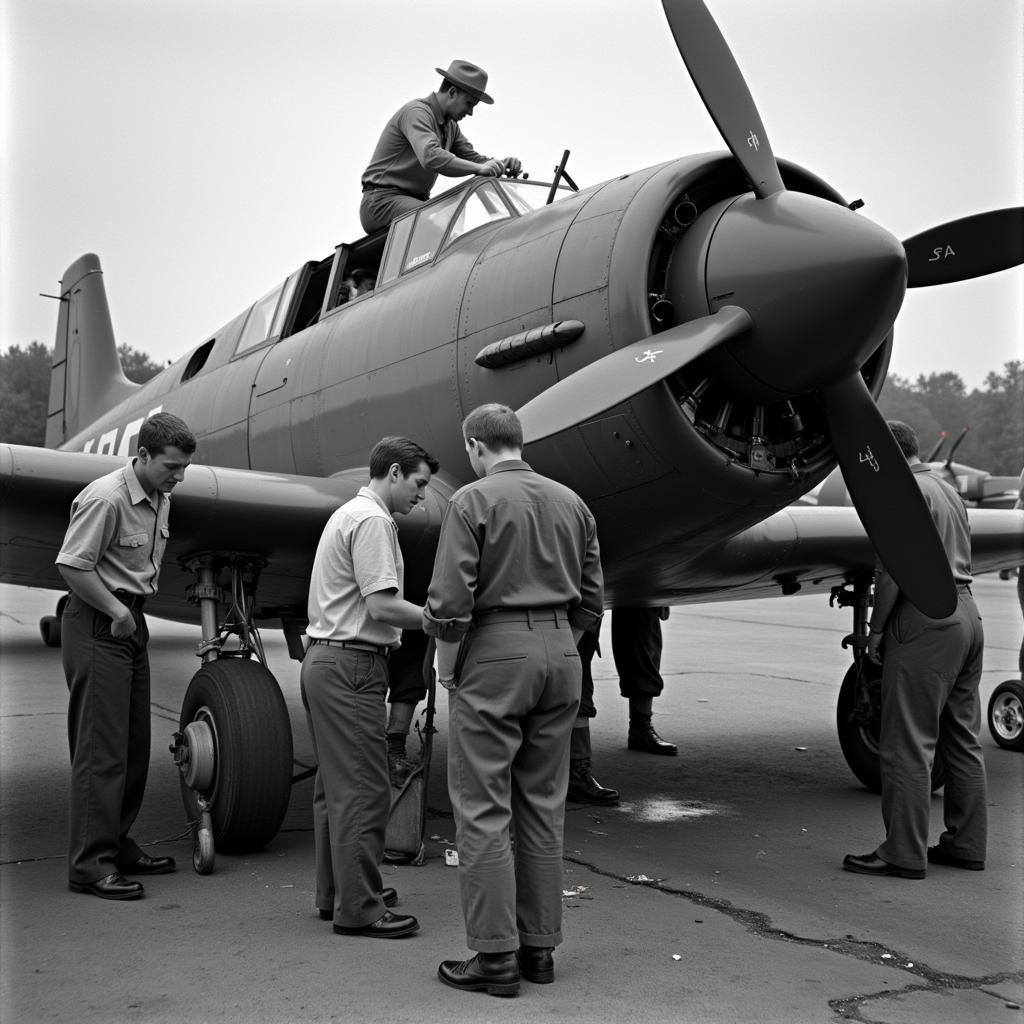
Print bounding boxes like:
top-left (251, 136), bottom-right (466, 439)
top-left (45, 254), bottom-right (138, 449)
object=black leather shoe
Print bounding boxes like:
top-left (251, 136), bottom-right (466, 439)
top-left (928, 845), bottom-right (985, 871)
top-left (319, 887), bottom-right (397, 919)
top-left (118, 853), bottom-right (176, 875)
top-left (567, 759), bottom-right (619, 805)
top-left (627, 720), bottom-right (678, 756)
top-left (842, 851), bottom-right (925, 879)
top-left (437, 953), bottom-right (520, 997)
top-left (69, 873), bottom-right (144, 900)
top-left (333, 910), bottom-right (419, 938)
top-left (517, 946), bottom-right (554, 984)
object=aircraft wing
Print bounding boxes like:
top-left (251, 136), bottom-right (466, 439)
top-left (0, 444), bottom-right (448, 623)
top-left (3, 444), bottom-right (1020, 619)
top-left (668, 504), bottom-right (1024, 604)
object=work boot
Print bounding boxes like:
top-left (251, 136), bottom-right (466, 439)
top-left (386, 732), bottom-right (413, 787)
top-left (627, 714), bottom-right (677, 756)
top-left (567, 758), bottom-right (619, 805)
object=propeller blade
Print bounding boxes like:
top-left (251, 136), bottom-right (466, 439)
top-left (904, 207), bottom-right (1024, 287)
top-left (518, 306), bottom-right (751, 445)
top-left (820, 373), bottom-right (958, 619)
top-left (660, 0), bottom-right (785, 199)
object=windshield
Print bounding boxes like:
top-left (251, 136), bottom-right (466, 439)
top-left (501, 179), bottom-right (573, 215)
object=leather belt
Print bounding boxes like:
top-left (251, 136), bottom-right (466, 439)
top-left (112, 589), bottom-right (147, 610)
top-left (310, 638), bottom-right (391, 659)
top-left (473, 607), bottom-right (569, 628)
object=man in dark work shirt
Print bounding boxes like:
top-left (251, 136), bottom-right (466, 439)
top-left (424, 403), bottom-right (603, 997)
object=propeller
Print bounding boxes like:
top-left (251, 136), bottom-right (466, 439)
top-left (820, 374), bottom-right (958, 618)
top-left (655, 0), bottom-right (965, 615)
top-left (517, 306), bottom-right (751, 445)
top-left (660, 0), bottom-right (784, 198)
top-left (904, 207), bottom-right (1024, 287)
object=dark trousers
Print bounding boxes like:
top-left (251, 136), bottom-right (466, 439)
top-left (447, 614), bottom-right (581, 952)
top-left (611, 606), bottom-right (666, 699)
top-left (877, 589), bottom-right (987, 871)
top-left (301, 645), bottom-right (390, 928)
top-left (359, 188), bottom-right (428, 235)
top-left (62, 594), bottom-right (150, 884)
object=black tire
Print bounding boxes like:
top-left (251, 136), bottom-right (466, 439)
top-left (987, 680), bottom-right (1024, 752)
top-left (178, 659), bottom-right (293, 853)
top-left (836, 661), bottom-right (946, 792)
top-left (837, 660), bottom-right (883, 792)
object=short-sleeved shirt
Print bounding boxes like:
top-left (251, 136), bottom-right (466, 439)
top-left (56, 460), bottom-right (170, 596)
top-left (423, 459), bottom-right (604, 642)
top-left (361, 94), bottom-right (488, 199)
top-left (305, 486), bottom-right (404, 648)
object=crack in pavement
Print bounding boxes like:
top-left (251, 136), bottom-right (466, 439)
top-left (829, 979), bottom-right (1023, 1022)
top-left (562, 852), bottom-right (1024, 1022)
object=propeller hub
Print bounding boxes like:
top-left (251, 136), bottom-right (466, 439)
top-left (668, 191), bottom-right (907, 401)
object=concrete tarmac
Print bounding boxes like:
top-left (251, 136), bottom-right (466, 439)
top-left (1, 579), bottom-right (1021, 1024)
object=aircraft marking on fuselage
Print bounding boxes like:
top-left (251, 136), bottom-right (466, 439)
top-left (858, 445), bottom-right (880, 472)
top-left (635, 349), bottom-right (664, 364)
top-left (80, 406), bottom-right (163, 456)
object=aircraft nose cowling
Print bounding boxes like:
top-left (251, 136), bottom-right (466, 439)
top-left (671, 191), bottom-right (907, 402)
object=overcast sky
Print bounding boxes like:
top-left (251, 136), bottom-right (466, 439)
top-left (2, 0), bottom-right (1021, 390)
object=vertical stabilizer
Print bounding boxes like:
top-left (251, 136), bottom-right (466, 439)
top-left (45, 254), bottom-right (139, 448)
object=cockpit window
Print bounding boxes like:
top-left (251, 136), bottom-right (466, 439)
top-left (403, 193), bottom-right (462, 272)
top-left (501, 179), bottom-right (572, 214)
top-left (444, 182), bottom-right (511, 249)
top-left (235, 281), bottom-right (285, 356)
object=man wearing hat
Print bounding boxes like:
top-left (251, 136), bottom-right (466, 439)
top-left (359, 60), bottom-right (521, 235)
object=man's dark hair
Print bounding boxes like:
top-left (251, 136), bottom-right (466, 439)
top-left (369, 436), bottom-right (439, 479)
top-left (441, 79), bottom-right (468, 99)
top-left (139, 412), bottom-right (196, 455)
top-left (463, 403), bottom-right (523, 451)
top-left (887, 420), bottom-right (920, 459)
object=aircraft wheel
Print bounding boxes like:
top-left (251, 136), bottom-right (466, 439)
top-left (39, 616), bottom-right (62, 647)
top-left (836, 662), bottom-right (945, 792)
top-left (836, 661), bottom-right (883, 792)
top-left (987, 680), bottom-right (1024, 752)
top-left (177, 658), bottom-right (293, 853)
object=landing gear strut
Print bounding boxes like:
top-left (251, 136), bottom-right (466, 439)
top-left (169, 554), bottom-right (293, 873)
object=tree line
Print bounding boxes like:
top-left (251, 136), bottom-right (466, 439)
top-left (0, 342), bottom-right (164, 445)
top-left (1, 341), bottom-right (1021, 476)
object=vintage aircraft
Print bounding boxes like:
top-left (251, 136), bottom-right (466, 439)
top-left (2, 0), bottom-right (1022, 864)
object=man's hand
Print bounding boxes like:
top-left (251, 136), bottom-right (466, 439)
top-left (110, 606), bottom-right (138, 639)
top-left (502, 156), bottom-right (523, 177)
top-left (867, 631), bottom-right (884, 665)
top-left (475, 158), bottom-right (506, 177)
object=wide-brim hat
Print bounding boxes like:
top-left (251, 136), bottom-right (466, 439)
top-left (435, 59), bottom-right (494, 104)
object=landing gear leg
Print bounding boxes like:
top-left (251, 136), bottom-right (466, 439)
top-left (169, 554), bottom-right (293, 873)
top-left (833, 580), bottom-right (882, 791)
